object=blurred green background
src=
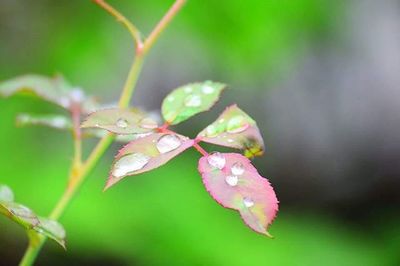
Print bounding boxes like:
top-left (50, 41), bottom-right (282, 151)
top-left (1, 0), bottom-right (399, 265)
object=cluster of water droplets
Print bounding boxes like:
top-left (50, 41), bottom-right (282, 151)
top-left (156, 134), bottom-right (182, 154)
top-left (225, 162), bottom-right (245, 187)
top-left (112, 153), bottom-right (151, 177)
top-left (206, 154), bottom-right (254, 208)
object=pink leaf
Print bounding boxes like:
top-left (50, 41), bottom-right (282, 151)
top-left (106, 133), bottom-right (194, 190)
top-left (198, 152), bottom-right (278, 236)
top-left (197, 104), bottom-right (265, 158)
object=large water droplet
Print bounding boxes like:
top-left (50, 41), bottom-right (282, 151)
top-left (116, 118), bottom-right (128, 128)
top-left (184, 94), bottom-right (202, 107)
top-left (227, 116), bottom-right (249, 133)
top-left (113, 153), bottom-right (150, 177)
top-left (140, 117), bottom-right (158, 129)
top-left (225, 175), bottom-right (238, 186)
top-left (231, 162), bottom-right (245, 176)
top-left (156, 134), bottom-right (182, 153)
top-left (243, 197), bottom-right (254, 208)
top-left (202, 85), bottom-right (215, 94)
top-left (207, 152), bottom-right (226, 169)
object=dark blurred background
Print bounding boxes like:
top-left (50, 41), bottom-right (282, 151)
top-left (1, 0), bottom-right (399, 265)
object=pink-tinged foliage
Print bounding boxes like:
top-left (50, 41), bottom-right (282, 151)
top-left (197, 105), bottom-right (265, 158)
top-left (81, 108), bottom-right (158, 135)
top-left (198, 153), bottom-right (278, 236)
top-left (106, 133), bottom-right (194, 189)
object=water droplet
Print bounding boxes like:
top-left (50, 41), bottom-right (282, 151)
top-left (140, 117), bottom-right (158, 129)
top-left (0, 185), bottom-right (13, 202)
top-left (116, 118), bottom-right (128, 128)
top-left (225, 175), bottom-right (238, 186)
top-left (184, 86), bottom-right (193, 93)
top-left (218, 118), bottom-right (225, 123)
top-left (202, 85), bottom-right (214, 94)
top-left (184, 94), bottom-right (202, 107)
top-left (70, 88), bottom-right (85, 102)
top-left (227, 139), bottom-right (234, 143)
top-left (243, 197), bottom-right (254, 208)
top-left (207, 152), bottom-right (226, 169)
top-left (227, 116), bottom-right (249, 133)
top-left (231, 162), bottom-right (245, 176)
top-left (167, 96), bottom-right (175, 102)
top-left (156, 134), bottom-right (182, 153)
top-left (206, 125), bottom-right (218, 137)
top-left (113, 153), bottom-right (150, 177)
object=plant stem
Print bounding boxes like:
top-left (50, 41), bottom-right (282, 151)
top-left (93, 0), bottom-right (143, 48)
top-left (142, 0), bottom-right (186, 56)
top-left (19, 1), bottom-right (186, 265)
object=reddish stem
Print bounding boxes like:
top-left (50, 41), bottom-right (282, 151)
top-left (193, 142), bottom-right (208, 156)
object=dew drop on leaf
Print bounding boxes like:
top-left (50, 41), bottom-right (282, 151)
top-left (226, 115), bottom-right (249, 133)
top-left (206, 125), bottom-right (218, 137)
top-left (207, 152), bottom-right (226, 169)
top-left (184, 86), bottom-right (193, 93)
top-left (231, 162), bottom-right (245, 176)
top-left (225, 175), bottom-right (238, 186)
top-left (156, 134), bottom-right (182, 154)
top-left (112, 153), bottom-right (150, 177)
top-left (202, 85), bottom-right (215, 94)
top-left (140, 117), bottom-right (158, 129)
top-left (184, 94), bottom-right (202, 107)
top-left (243, 197), bottom-right (254, 208)
top-left (116, 118), bottom-right (129, 129)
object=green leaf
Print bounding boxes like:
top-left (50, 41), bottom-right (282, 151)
top-left (0, 201), bottom-right (40, 229)
top-left (16, 113), bottom-right (73, 130)
top-left (0, 74), bottom-right (99, 114)
top-left (35, 217), bottom-right (66, 248)
top-left (161, 81), bottom-right (226, 125)
top-left (0, 185), bottom-right (66, 248)
top-left (81, 108), bottom-right (158, 135)
top-left (197, 104), bottom-right (265, 158)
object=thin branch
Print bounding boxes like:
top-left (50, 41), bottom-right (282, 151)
top-left (93, 0), bottom-right (143, 49)
top-left (142, 0), bottom-right (186, 55)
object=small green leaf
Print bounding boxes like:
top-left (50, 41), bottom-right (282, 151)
top-left (0, 201), bottom-right (40, 229)
top-left (197, 104), bottom-right (265, 158)
top-left (0, 185), bottom-right (66, 248)
top-left (0, 74), bottom-right (99, 114)
top-left (81, 108), bottom-right (158, 135)
top-left (161, 81), bottom-right (226, 125)
top-left (35, 217), bottom-right (66, 248)
top-left (16, 113), bottom-right (72, 130)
